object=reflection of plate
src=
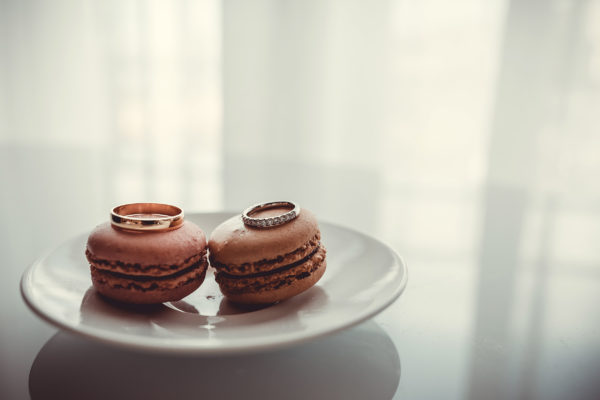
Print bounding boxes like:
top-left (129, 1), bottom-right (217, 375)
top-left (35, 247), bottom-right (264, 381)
top-left (30, 321), bottom-right (401, 399)
top-left (21, 212), bottom-right (407, 354)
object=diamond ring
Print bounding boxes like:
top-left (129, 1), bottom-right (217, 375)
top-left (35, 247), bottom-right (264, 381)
top-left (242, 201), bottom-right (300, 228)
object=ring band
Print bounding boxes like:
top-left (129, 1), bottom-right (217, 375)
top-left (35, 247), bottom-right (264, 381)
top-left (111, 203), bottom-right (184, 232)
top-left (242, 201), bottom-right (300, 228)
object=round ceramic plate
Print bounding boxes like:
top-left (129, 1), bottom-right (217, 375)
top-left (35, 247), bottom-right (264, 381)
top-left (21, 212), bottom-right (407, 354)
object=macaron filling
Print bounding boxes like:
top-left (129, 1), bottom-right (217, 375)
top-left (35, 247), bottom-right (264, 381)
top-left (211, 233), bottom-right (321, 276)
top-left (87, 248), bottom-right (208, 292)
top-left (92, 255), bottom-right (207, 282)
top-left (85, 250), bottom-right (205, 276)
top-left (91, 259), bottom-right (207, 292)
top-left (215, 244), bottom-right (321, 280)
top-left (215, 246), bottom-right (326, 294)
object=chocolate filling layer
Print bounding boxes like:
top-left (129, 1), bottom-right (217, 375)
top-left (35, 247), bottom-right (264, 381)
top-left (216, 244), bottom-right (321, 280)
top-left (93, 255), bottom-right (207, 282)
top-left (216, 247), bottom-right (326, 295)
top-left (86, 249), bottom-right (205, 273)
top-left (110, 270), bottom-right (206, 292)
top-left (211, 233), bottom-right (321, 275)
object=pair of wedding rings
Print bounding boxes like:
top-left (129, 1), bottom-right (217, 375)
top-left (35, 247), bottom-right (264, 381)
top-left (111, 201), bottom-right (300, 232)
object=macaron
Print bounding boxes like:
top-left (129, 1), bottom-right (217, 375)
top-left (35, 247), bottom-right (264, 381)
top-left (85, 221), bottom-right (208, 304)
top-left (209, 205), bottom-right (326, 304)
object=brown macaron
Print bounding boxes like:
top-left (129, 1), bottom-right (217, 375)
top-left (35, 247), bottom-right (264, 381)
top-left (209, 206), bottom-right (326, 305)
top-left (86, 221), bottom-right (208, 304)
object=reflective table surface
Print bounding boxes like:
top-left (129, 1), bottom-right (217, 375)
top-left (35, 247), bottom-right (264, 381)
top-left (1, 0), bottom-right (600, 399)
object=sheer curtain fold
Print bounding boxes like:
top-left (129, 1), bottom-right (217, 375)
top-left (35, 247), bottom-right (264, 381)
top-left (222, 0), bottom-right (392, 232)
top-left (0, 0), bottom-right (222, 212)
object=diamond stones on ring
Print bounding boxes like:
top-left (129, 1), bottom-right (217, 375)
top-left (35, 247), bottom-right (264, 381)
top-left (242, 201), bottom-right (300, 228)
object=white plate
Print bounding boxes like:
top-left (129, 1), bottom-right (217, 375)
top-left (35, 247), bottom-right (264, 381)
top-left (21, 212), bottom-right (407, 354)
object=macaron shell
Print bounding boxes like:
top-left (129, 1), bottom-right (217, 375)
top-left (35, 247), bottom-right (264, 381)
top-left (86, 221), bottom-right (207, 266)
top-left (209, 208), bottom-right (319, 265)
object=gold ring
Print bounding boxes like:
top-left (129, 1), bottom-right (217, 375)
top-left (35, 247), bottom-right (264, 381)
top-left (110, 203), bottom-right (184, 232)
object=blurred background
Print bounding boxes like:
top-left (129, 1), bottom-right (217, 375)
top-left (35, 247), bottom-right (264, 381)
top-left (1, 0), bottom-right (600, 399)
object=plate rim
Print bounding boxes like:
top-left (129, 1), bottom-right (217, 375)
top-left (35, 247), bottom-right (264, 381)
top-left (20, 213), bottom-right (408, 355)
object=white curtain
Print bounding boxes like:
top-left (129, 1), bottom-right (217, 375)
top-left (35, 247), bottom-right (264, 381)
top-left (0, 0), bottom-right (222, 218)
